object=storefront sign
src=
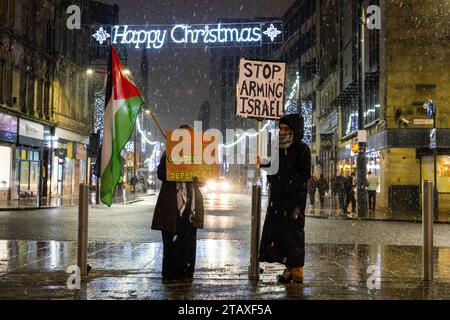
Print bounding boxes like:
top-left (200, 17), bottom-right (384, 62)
top-left (414, 119), bottom-right (434, 125)
top-left (75, 143), bottom-right (87, 160)
top-left (430, 128), bottom-right (436, 149)
top-left (92, 22), bottom-right (283, 49)
top-left (0, 113), bottom-right (18, 143)
top-left (236, 58), bottom-right (286, 119)
top-left (55, 127), bottom-right (89, 144)
top-left (367, 150), bottom-right (381, 159)
top-left (56, 141), bottom-right (68, 158)
top-left (19, 119), bottom-right (44, 141)
top-left (165, 131), bottom-right (219, 182)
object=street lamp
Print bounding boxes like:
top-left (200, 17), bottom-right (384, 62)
top-left (357, 1), bottom-right (368, 217)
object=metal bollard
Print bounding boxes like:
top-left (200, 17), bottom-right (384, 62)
top-left (422, 180), bottom-right (434, 282)
top-left (249, 184), bottom-right (262, 280)
top-left (77, 183), bottom-right (90, 277)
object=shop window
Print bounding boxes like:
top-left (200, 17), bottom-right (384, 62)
top-left (0, 146), bottom-right (12, 189)
top-left (364, 78), bottom-right (380, 125)
top-left (29, 162), bottom-right (39, 192)
top-left (19, 161), bottom-right (29, 190)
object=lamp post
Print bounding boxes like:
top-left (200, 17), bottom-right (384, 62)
top-left (357, 1), bottom-right (368, 217)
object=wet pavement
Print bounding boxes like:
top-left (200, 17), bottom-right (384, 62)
top-left (1, 192), bottom-right (450, 299)
top-left (1, 240), bottom-right (450, 299)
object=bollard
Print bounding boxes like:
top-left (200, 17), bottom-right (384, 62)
top-left (249, 184), bottom-right (262, 280)
top-left (77, 183), bottom-right (90, 277)
top-left (422, 180), bottom-right (434, 282)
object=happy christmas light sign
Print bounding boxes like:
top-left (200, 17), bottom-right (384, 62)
top-left (91, 22), bottom-right (283, 49)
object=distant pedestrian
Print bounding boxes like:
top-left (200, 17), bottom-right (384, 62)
top-left (330, 176), bottom-right (338, 199)
top-left (335, 172), bottom-right (346, 212)
top-left (367, 171), bottom-right (379, 213)
top-left (317, 174), bottom-right (328, 207)
top-left (259, 114), bottom-right (311, 283)
top-left (151, 124), bottom-right (205, 281)
top-left (307, 176), bottom-right (318, 206)
top-left (344, 172), bottom-right (356, 214)
top-left (130, 175), bottom-right (138, 193)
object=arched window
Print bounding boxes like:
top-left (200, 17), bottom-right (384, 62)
top-left (26, 64), bottom-right (35, 115)
top-left (19, 58), bottom-right (28, 113)
top-left (1, 47), bottom-right (14, 107)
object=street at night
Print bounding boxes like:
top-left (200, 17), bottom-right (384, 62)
top-left (1, 0), bottom-right (450, 310)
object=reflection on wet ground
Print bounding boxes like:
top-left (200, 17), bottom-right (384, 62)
top-left (1, 239), bottom-right (450, 299)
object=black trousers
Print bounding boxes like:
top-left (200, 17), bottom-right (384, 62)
top-left (344, 192), bottom-right (356, 213)
top-left (319, 193), bottom-right (325, 207)
top-left (161, 211), bottom-right (197, 279)
top-left (338, 191), bottom-right (346, 210)
top-left (368, 190), bottom-right (377, 210)
top-left (309, 192), bottom-right (315, 206)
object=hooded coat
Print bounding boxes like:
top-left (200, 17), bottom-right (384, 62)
top-left (259, 114), bottom-right (311, 268)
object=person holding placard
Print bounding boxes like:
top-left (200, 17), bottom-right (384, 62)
top-left (259, 114), bottom-right (311, 283)
top-left (151, 124), bottom-right (205, 281)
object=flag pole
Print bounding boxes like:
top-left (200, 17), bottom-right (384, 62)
top-left (145, 105), bottom-right (166, 139)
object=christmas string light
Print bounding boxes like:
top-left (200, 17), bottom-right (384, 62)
top-left (218, 121), bottom-right (271, 149)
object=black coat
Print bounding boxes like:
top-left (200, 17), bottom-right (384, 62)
top-left (151, 152), bottom-right (204, 234)
top-left (259, 114), bottom-right (311, 268)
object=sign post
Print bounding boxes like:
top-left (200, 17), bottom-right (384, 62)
top-left (236, 58), bottom-right (286, 280)
top-left (426, 99), bottom-right (438, 219)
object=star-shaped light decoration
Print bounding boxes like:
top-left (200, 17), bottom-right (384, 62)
top-left (263, 24), bottom-right (282, 42)
top-left (92, 27), bottom-right (111, 45)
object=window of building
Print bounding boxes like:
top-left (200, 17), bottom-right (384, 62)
top-left (364, 78), bottom-right (380, 125)
top-left (342, 103), bottom-right (358, 136)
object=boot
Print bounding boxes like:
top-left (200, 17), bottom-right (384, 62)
top-left (277, 268), bottom-right (292, 283)
top-left (291, 267), bottom-right (304, 283)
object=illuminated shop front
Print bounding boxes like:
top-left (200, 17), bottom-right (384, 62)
top-left (51, 128), bottom-right (88, 197)
top-left (0, 112), bottom-right (17, 202)
top-left (421, 154), bottom-right (450, 214)
top-left (12, 119), bottom-right (46, 201)
top-left (337, 144), bottom-right (382, 190)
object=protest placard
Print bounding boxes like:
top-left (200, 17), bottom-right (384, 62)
top-left (165, 131), bottom-right (219, 182)
top-left (236, 58), bottom-right (286, 120)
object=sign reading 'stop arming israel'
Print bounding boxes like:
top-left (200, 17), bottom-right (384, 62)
top-left (236, 58), bottom-right (286, 120)
top-left (91, 21), bottom-right (283, 49)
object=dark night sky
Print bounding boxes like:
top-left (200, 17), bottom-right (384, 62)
top-left (100, 0), bottom-right (295, 134)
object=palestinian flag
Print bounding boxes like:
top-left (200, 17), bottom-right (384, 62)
top-left (100, 46), bottom-right (144, 206)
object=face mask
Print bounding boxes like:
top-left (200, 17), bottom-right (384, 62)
top-left (279, 133), bottom-right (293, 149)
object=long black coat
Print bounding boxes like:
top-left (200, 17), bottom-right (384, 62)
top-left (259, 114), bottom-right (311, 268)
top-left (151, 152), bottom-right (204, 234)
